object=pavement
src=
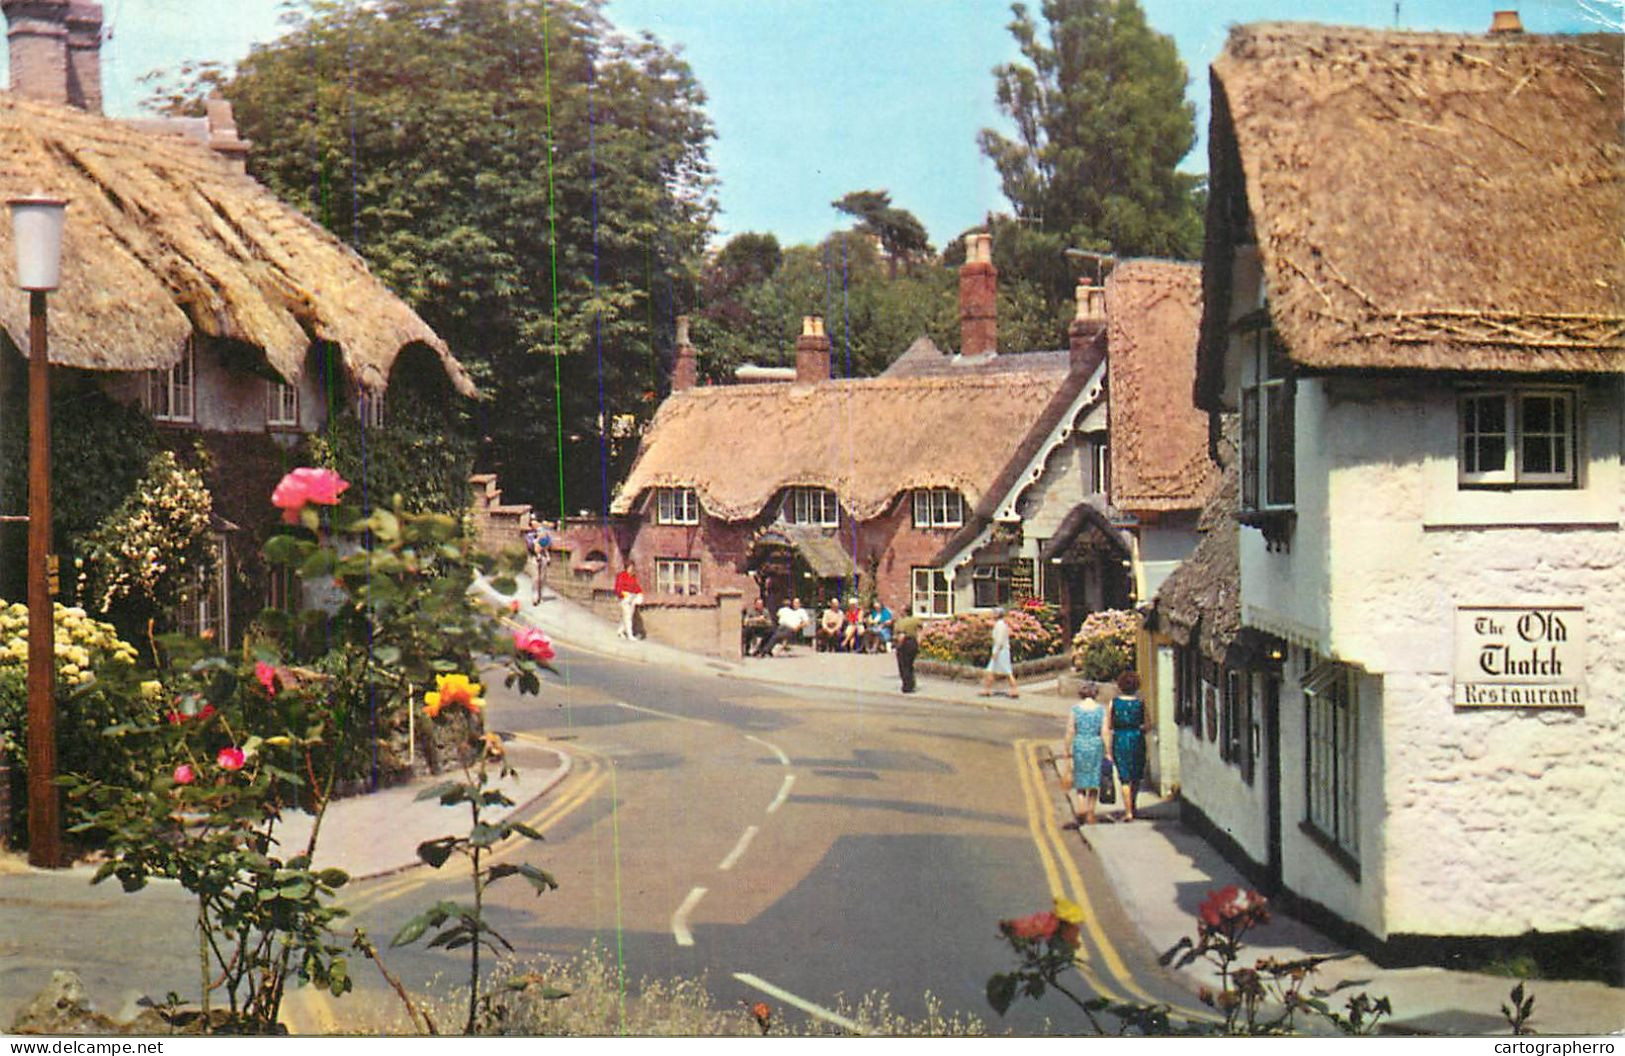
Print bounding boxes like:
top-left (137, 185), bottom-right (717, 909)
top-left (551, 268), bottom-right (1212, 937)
top-left (0, 576), bottom-right (1618, 1036)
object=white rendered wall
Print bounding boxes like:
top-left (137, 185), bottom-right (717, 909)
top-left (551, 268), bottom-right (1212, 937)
top-left (1320, 374), bottom-right (1624, 937)
top-left (1178, 674), bottom-right (1271, 863)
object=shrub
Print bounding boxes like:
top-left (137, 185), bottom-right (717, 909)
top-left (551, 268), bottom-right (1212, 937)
top-left (1071, 608), bottom-right (1139, 679)
top-left (917, 603), bottom-right (1065, 666)
top-left (0, 602), bottom-right (147, 838)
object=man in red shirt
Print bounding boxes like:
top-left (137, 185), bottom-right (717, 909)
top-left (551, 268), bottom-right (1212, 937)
top-left (614, 561), bottom-right (644, 639)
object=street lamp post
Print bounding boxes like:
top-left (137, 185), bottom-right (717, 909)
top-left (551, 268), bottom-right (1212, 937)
top-left (10, 193), bottom-right (68, 869)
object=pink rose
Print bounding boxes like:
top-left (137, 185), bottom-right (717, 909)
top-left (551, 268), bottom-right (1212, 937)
top-left (255, 660), bottom-right (278, 695)
top-left (1002, 911), bottom-right (1060, 942)
top-left (173, 763), bottom-right (195, 785)
top-left (271, 467), bottom-right (350, 524)
top-left (216, 747), bottom-right (246, 772)
top-left (513, 627), bottom-right (555, 663)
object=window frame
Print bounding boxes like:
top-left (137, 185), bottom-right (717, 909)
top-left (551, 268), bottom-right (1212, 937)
top-left (971, 563), bottom-right (1013, 609)
top-left (267, 377), bottom-right (299, 428)
top-left (783, 487), bottom-right (840, 527)
top-left (147, 338), bottom-right (197, 424)
top-left (1303, 662), bottom-right (1359, 867)
top-left (911, 488), bottom-right (965, 529)
top-left (655, 487), bottom-right (700, 526)
top-left (358, 391), bottom-right (385, 429)
top-left (654, 557), bottom-right (702, 597)
top-left (1238, 324), bottom-right (1294, 511)
top-left (911, 567), bottom-right (953, 617)
top-left (1458, 388), bottom-right (1577, 489)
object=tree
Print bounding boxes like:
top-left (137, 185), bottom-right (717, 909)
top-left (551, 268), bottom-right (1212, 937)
top-left (186, 0), bottom-right (715, 517)
top-left (832, 189), bottom-right (933, 277)
top-left (979, 0), bottom-right (1204, 264)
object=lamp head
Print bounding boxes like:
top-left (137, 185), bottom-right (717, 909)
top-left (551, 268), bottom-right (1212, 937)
top-left (9, 195), bottom-right (69, 292)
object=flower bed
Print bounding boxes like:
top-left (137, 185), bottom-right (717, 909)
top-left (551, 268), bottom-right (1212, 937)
top-left (916, 601), bottom-right (1065, 668)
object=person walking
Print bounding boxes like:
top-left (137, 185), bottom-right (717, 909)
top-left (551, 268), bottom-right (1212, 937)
top-left (1108, 669), bottom-right (1148, 821)
top-left (523, 517), bottom-right (552, 604)
top-left (978, 608), bottom-right (1019, 698)
top-left (894, 618), bottom-right (919, 693)
top-left (1064, 682), bottom-right (1111, 827)
top-left (614, 560), bottom-right (644, 639)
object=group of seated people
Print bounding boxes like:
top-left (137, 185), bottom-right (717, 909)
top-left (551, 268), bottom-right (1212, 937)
top-left (816, 597), bottom-right (894, 653)
top-left (741, 595), bottom-right (894, 657)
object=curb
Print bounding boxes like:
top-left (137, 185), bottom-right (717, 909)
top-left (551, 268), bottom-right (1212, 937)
top-left (344, 741), bottom-right (574, 883)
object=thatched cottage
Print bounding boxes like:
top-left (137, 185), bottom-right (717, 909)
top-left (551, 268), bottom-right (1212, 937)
top-left (1175, 18), bottom-right (1623, 961)
top-left (0, 1), bottom-right (469, 640)
top-left (555, 235), bottom-right (1214, 659)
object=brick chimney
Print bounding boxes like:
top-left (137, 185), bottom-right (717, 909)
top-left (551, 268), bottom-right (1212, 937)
top-left (3, 0), bottom-right (71, 106)
top-left (64, 0), bottom-right (99, 112)
top-left (205, 93), bottom-right (252, 173)
top-left (1069, 279), bottom-right (1107, 372)
top-left (671, 314), bottom-right (698, 392)
top-left (794, 315), bottom-right (831, 384)
top-left (959, 231), bottom-right (997, 357)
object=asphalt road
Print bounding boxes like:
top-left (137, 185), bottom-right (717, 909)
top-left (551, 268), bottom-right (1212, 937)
top-left (317, 643), bottom-right (1209, 1036)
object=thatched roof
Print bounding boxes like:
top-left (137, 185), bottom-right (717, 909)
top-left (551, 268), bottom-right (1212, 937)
top-left (1106, 260), bottom-right (1215, 512)
top-left (0, 92), bottom-right (470, 396)
top-left (1198, 24), bottom-right (1624, 405)
top-left (611, 366), bottom-right (1074, 521)
top-left (1153, 457), bottom-right (1239, 663)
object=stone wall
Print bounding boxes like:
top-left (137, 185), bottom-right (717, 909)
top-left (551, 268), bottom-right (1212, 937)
top-left (468, 474), bottom-right (532, 560)
top-left (583, 586), bottom-right (745, 659)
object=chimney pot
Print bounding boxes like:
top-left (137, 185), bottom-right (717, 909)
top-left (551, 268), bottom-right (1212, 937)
top-left (1489, 10), bottom-right (1523, 33)
top-left (671, 314), bottom-right (698, 392)
top-left (959, 232), bottom-right (997, 357)
top-left (794, 314), bottom-right (832, 384)
top-left (1069, 280), bottom-right (1108, 372)
top-left (204, 93), bottom-right (253, 173)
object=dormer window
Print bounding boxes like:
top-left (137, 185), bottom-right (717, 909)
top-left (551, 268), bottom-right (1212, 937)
top-left (267, 378), bottom-right (299, 428)
top-left (783, 487), bottom-right (839, 527)
top-left (911, 488), bottom-right (964, 528)
top-left (146, 338), bottom-right (196, 424)
top-left (359, 392), bottom-right (385, 429)
top-left (1239, 324), bottom-right (1294, 511)
top-left (655, 487), bottom-right (700, 525)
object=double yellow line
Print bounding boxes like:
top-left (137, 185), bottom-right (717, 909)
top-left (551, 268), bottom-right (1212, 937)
top-left (346, 737), bottom-right (610, 913)
top-left (1012, 738), bottom-right (1169, 1011)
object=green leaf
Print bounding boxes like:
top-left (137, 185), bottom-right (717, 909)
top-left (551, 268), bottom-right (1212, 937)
top-left (516, 863), bottom-right (558, 894)
top-left (987, 973), bottom-right (1018, 1016)
top-left (299, 548), bottom-right (337, 580)
top-left (391, 914), bottom-right (433, 948)
top-left (263, 534), bottom-right (313, 566)
top-left (416, 836), bottom-right (460, 868)
top-left (414, 780), bottom-right (463, 803)
top-left (469, 822), bottom-right (503, 848)
top-left (503, 820), bottom-right (544, 841)
top-left (317, 868), bottom-right (350, 889)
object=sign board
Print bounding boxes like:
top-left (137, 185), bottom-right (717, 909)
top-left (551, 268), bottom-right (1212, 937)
top-left (1454, 606), bottom-right (1585, 708)
top-left (1010, 558), bottom-right (1035, 601)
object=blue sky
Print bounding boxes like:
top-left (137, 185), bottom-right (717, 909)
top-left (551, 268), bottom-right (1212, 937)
top-left (12, 0), bottom-right (1611, 246)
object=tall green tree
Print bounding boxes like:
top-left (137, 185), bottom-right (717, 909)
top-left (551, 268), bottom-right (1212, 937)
top-left (198, 0), bottom-right (715, 516)
top-left (979, 0), bottom-right (1204, 264)
top-left (832, 189), bottom-right (932, 277)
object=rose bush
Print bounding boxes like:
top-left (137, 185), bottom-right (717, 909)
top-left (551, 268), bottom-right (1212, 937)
top-left (61, 466), bottom-right (550, 1032)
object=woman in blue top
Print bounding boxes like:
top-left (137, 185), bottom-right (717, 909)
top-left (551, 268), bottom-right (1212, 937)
top-left (1108, 669), bottom-right (1148, 821)
top-left (1065, 682), bottom-right (1111, 827)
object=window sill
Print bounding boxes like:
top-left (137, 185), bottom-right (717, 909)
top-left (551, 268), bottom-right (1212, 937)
top-left (1236, 507), bottom-right (1295, 550)
top-left (1423, 486), bottom-right (1618, 530)
top-left (1299, 820), bottom-right (1361, 882)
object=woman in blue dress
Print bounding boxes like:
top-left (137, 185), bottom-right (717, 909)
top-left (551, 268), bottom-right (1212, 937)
top-left (1065, 682), bottom-right (1111, 827)
top-left (1109, 669), bottom-right (1148, 821)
